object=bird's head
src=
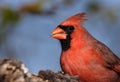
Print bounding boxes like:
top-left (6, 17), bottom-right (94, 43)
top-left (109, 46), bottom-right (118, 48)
top-left (51, 13), bottom-right (87, 51)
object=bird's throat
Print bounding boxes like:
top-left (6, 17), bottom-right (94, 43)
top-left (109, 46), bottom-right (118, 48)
top-left (60, 35), bottom-right (71, 51)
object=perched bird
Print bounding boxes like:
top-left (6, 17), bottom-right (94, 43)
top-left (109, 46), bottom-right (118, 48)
top-left (51, 13), bottom-right (120, 82)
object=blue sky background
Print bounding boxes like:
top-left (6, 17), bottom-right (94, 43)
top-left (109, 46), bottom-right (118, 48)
top-left (0, 0), bottom-right (120, 73)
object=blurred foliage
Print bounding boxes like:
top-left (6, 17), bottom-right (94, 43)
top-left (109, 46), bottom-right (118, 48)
top-left (19, 0), bottom-right (56, 15)
top-left (1, 8), bottom-right (20, 27)
top-left (104, 10), bottom-right (118, 23)
top-left (86, 1), bottom-right (101, 13)
top-left (86, 0), bottom-right (118, 23)
top-left (0, 8), bottom-right (20, 44)
top-left (19, 2), bottom-right (43, 14)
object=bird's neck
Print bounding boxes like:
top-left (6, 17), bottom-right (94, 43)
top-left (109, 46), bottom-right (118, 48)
top-left (60, 34), bottom-right (71, 51)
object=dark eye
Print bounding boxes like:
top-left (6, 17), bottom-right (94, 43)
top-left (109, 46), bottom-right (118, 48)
top-left (67, 26), bottom-right (74, 32)
top-left (58, 25), bottom-right (74, 34)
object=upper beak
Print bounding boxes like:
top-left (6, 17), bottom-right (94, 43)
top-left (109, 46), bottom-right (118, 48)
top-left (51, 27), bottom-right (67, 39)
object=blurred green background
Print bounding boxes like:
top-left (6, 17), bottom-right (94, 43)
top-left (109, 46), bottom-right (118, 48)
top-left (0, 0), bottom-right (120, 73)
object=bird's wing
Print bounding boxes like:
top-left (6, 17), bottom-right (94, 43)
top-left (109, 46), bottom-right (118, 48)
top-left (96, 41), bottom-right (120, 73)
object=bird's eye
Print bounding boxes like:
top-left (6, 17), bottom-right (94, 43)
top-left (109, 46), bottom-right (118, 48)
top-left (67, 26), bottom-right (74, 32)
top-left (58, 25), bottom-right (74, 34)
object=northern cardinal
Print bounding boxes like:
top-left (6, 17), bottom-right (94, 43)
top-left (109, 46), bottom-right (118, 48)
top-left (51, 13), bottom-right (120, 82)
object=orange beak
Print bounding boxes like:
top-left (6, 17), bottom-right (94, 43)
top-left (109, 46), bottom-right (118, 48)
top-left (51, 27), bottom-right (67, 39)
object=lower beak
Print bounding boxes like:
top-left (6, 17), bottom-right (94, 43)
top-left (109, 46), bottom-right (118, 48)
top-left (51, 27), bottom-right (67, 39)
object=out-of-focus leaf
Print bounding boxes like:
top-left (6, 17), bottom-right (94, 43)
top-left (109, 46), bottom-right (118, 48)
top-left (19, 2), bottom-right (43, 14)
top-left (86, 1), bottom-right (101, 13)
top-left (1, 8), bottom-right (20, 27)
top-left (0, 8), bottom-right (20, 44)
top-left (104, 10), bottom-right (118, 22)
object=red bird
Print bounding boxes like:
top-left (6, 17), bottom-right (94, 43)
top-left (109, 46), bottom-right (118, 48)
top-left (51, 13), bottom-right (120, 82)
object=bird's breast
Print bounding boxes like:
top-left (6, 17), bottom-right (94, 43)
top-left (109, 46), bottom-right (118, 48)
top-left (60, 49), bottom-right (119, 82)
